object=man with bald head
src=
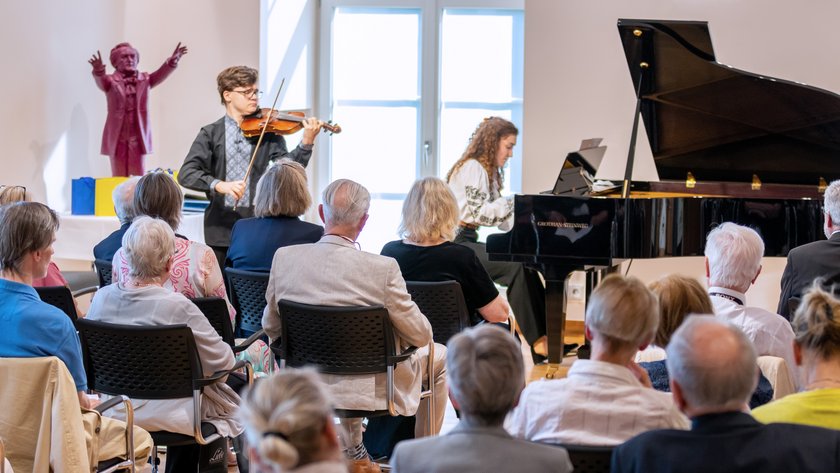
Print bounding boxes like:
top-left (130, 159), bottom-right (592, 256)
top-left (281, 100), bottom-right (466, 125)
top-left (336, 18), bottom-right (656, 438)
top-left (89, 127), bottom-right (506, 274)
top-left (611, 317), bottom-right (840, 473)
top-left (262, 178), bottom-right (447, 464)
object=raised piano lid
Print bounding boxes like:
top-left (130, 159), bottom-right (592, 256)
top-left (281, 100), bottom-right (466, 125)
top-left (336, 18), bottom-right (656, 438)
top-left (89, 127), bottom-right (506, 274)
top-left (617, 19), bottom-right (840, 188)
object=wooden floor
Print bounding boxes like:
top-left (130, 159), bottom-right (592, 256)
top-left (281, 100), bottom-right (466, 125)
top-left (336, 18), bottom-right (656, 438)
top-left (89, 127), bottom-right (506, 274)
top-left (529, 320), bottom-right (585, 383)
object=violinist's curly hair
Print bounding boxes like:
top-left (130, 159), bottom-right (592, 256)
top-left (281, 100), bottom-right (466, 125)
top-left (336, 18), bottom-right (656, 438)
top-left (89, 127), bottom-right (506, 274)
top-left (446, 117), bottom-right (518, 192)
top-left (217, 66), bottom-right (258, 105)
top-left (792, 282), bottom-right (840, 360)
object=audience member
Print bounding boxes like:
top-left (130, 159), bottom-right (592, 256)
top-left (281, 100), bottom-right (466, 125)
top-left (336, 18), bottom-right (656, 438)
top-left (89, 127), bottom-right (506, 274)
top-left (381, 177), bottom-right (509, 325)
top-left (0, 185), bottom-right (69, 288)
top-left (87, 216), bottom-right (242, 472)
top-left (705, 222), bottom-right (799, 388)
top-left (392, 325), bottom-right (572, 473)
top-left (111, 171), bottom-right (236, 321)
top-left (446, 117), bottom-right (546, 357)
top-left (506, 274), bottom-right (688, 445)
top-left (226, 159), bottom-right (323, 271)
top-left (262, 179), bottom-right (447, 464)
top-left (240, 369), bottom-right (349, 473)
top-left (611, 317), bottom-right (840, 473)
top-left (0, 202), bottom-right (152, 465)
top-left (638, 274), bottom-right (773, 408)
top-left (636, 275), bottom-right (713, 363)
top-left (752, 284), bottom-right (840, 428)
top-left (778, 179), bottom-right (840, 319)
top-left (93, 176), bottom-right (139, 262)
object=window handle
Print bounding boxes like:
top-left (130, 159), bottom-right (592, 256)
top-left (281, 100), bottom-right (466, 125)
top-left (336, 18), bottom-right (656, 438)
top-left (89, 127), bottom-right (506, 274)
top-left (424, 140), bottom-right (432, 168)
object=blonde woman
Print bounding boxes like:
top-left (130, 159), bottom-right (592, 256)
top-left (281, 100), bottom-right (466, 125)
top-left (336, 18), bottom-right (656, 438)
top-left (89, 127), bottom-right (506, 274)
top-left (226, 159), bottom-right (323, 271)
top-left (239, 370), bottom-right (349, 473)
top-left (752, 284), bottom-right (840, 429)
top-left (381, 177), bottom-right (509, 325)
top-left (446, 117), bottom-right (546, 357)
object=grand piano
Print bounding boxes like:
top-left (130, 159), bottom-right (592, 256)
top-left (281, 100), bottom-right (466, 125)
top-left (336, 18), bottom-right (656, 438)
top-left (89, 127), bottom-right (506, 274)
top-left (487, 19), bottom-right (840, 363)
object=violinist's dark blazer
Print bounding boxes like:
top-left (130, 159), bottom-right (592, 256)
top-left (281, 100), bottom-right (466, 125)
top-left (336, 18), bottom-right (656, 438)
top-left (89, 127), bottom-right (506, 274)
top-left (177, 116), bottom-right (311, 248)
top-left (611, 412), bottom-right (840, 473)
top-left (777, 232), bottom-right (840, 319)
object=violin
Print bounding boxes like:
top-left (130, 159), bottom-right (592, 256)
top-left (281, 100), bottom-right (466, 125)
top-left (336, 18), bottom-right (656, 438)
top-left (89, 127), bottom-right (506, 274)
top-left (240, 108), bottom-right (341, 138)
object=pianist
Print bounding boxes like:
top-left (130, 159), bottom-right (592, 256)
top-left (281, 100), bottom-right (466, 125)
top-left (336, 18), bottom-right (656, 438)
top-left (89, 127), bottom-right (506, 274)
top-left (446, 117), bottom-right (547, 359)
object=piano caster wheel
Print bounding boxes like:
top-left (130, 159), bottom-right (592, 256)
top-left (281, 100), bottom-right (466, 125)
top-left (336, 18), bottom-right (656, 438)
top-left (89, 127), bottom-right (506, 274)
top-left (575, 344), bottom-right (591, 359)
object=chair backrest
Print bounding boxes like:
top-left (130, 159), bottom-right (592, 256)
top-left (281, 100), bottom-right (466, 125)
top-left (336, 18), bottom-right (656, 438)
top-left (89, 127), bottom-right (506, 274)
top-left (757, 355), bottom-right (797, 400)
top-left (557, 444), bottom-right (614, 473)
top-left (406, 280), bottom-right (469, 344)
top-left (76, 319), bottom-right (203, 399)
top-left (277, 299), bottom-right (394, 374)
top-left (94, 259), bottom-right (113, 287)
top-left (225, 268), bottom-right (269, 334)
top-left (34, 285), bottom-right (78, 321)
top-left (191, 296), bottom-right (235, 348)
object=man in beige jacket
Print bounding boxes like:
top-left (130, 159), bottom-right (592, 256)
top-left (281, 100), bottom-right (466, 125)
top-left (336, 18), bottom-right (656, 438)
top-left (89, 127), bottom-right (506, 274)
top-left (262, 179), bottom-right (446, 461)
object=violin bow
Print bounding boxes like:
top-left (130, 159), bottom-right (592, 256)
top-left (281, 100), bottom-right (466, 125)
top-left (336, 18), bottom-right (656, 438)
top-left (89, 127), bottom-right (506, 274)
top-left (233, 78), bottom-right (284, 211)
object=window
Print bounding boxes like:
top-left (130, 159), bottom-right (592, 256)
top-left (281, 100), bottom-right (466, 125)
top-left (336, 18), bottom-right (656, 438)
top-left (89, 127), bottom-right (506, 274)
top-left (320, 0), bottom-right (523, 252)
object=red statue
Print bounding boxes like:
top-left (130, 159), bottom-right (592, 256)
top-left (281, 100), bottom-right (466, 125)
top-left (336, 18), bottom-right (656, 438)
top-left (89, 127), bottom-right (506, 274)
top-left (89, 42), bottom-right (188, 176)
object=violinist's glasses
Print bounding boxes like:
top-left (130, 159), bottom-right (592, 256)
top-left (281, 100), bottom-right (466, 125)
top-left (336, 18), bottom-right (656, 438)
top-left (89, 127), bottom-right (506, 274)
top-left (232, 88), bottom-right (263, 99)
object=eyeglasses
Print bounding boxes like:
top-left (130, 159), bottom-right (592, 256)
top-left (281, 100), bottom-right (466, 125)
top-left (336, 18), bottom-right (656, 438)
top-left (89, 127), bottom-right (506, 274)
top-left (231, 88), bottom-right (262, 99)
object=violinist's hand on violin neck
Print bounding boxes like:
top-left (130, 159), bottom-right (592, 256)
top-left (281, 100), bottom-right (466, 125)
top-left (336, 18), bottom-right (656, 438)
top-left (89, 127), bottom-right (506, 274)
top-left (215, 180), bottom-right (246, 199)
top-left (301, 117), bottom-right (325, 145)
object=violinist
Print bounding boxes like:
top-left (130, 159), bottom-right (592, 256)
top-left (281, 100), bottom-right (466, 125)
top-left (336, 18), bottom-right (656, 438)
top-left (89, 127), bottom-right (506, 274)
top-left (178, 66), bottom-right (324, 267)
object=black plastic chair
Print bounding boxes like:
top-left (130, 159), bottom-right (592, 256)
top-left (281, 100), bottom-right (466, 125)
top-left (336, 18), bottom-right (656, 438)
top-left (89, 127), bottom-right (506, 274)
top-left (94, 259), bottom-right (113, 287)
top-left (190, 296), bottom-right (264, 355)
top-left (406, 280), bottom-right (470, 344)
top-left (76, 319), bottom-right (252, 472)
top-left (272, 299), bottom-right (435, 430)
top-left (35, 285), bottom-right (78, 321)
top-left (224, 268), bottom-right (269, 336)
top-left (556, 444), bottom-right (614, 473)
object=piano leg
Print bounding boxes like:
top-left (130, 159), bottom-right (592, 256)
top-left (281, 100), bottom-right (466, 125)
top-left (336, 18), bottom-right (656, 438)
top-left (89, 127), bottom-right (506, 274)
top-left (544, 265), bottom-right (576, 364)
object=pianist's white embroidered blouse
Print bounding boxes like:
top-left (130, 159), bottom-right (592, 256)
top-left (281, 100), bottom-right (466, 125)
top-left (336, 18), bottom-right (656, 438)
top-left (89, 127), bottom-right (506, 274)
top-left (448, 159), bottom-right (514, 230)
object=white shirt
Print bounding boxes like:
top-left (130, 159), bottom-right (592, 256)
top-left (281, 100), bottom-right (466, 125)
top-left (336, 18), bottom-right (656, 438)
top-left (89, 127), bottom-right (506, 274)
top-left (635, 345), bottom-right (666, 363)
top-left (709, 286), bottom-right (800, 389)
top-left (448, 159), bottom-right (514, 230)
top-left (505, 359), bottom-right (689, 445)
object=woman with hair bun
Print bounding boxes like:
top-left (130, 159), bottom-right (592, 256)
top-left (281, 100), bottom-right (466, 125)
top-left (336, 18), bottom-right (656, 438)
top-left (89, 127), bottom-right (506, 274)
top-left (752, 284), bottom-right (840, 428)
top-left (239, 370), bottom-right (349, 473)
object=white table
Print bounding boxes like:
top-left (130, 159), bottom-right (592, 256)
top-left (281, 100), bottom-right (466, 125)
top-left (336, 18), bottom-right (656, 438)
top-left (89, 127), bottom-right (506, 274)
top-left (55, 212), bottom-right (205, 261)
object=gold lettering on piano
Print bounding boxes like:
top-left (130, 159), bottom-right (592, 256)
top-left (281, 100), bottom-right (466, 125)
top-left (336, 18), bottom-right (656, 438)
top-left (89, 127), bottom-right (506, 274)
top-left (536, 221), bottom-right (590, 229)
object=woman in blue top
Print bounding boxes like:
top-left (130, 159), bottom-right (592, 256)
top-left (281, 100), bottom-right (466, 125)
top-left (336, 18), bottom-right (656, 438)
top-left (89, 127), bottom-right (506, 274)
top-left (227, 159), bottom-right (323, 271)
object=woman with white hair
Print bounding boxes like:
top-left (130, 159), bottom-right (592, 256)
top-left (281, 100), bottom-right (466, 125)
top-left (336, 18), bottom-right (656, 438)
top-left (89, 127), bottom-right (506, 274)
top-left (239, 369), bottom-right (348, 473)
top-left (87, 216), bottom-right (243, 472)
top-left (227, 159), bottom-right (323, 271)
top-left (506, 274), bottom-right (689, 445)
top-left (752, 284), bottom-right (840, 428)
top-left (111, 171), bottom-right (236, 323)
top-left (381, 177), bottom-right (510, 325)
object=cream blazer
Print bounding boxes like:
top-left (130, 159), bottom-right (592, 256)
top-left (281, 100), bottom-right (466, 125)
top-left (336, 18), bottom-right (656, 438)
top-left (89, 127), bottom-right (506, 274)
top-left (0, 357), bottom-right (91, 472)
top-left (263, 235), bottom-right (433, 415)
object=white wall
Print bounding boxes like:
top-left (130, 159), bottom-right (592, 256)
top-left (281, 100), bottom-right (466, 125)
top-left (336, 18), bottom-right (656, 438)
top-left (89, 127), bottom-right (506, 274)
top-left (522, 0), bottom-right (839, 317)
top-left (0, 0), bottom-right (261, 211)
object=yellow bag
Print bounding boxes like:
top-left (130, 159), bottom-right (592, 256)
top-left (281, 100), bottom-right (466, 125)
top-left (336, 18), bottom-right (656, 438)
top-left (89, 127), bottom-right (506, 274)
top-left (94, 177), bottom-right (128, 216)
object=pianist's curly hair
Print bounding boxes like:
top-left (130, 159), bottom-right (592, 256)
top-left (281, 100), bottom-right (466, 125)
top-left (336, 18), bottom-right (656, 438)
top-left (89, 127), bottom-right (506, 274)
top-left (446, 117), bottom-right (518, 192)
